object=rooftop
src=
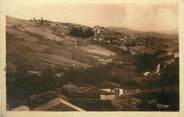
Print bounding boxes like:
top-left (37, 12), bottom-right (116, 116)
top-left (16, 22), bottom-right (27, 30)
top-left (33, 98), bottom-right (85, 111)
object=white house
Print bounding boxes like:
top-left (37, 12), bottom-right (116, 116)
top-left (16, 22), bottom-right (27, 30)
top-left (100, 88), bottom-right (124, 96)
top-left (100, 94), bottom-right (116, 100)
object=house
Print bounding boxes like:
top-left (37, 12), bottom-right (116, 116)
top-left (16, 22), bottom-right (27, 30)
top-left (62, 83), bottom-right (97, 98)
top-left (62, 83), bottom-right (117, 100)
top-left (33, 98), bottom-right (85, 111)
top-left (84, 87), bottom-right (116, 100)
top-left (100, 94), bottom-right (116, 100)
top-left (98, 81), bottom-right (123, 96)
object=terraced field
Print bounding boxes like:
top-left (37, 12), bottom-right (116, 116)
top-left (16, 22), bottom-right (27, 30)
top-left (80, 45), bottom-right (116, 57)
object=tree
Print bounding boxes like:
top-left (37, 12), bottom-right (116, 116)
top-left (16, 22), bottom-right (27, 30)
top-left (135, 53), bottom-right (157, 71)
top-left (69, 27), bottom-right (94, 38)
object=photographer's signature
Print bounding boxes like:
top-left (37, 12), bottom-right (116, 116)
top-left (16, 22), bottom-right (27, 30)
top-left (157, 104), bottom-right (170, 109)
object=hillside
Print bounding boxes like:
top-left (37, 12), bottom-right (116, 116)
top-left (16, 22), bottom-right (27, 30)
top-left (6, 16), bottom-right (178, 73)
top-left (6, 16), bottom-right (119, 72)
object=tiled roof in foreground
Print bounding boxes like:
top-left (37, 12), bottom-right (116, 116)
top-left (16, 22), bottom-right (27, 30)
top-left (33, 98), bottom-right (85, 111)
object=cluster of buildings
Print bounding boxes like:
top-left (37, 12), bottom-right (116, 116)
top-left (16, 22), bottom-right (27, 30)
top-left (62, 81), bottom-right (123, 100)
top-left (92, 26), bottom-right (136, 47)
top-left (10, 91), bottom-right (85, 111)
top-left (9, 80), bottom-right (142, 111)
top-left (30, 17), bottom-right (51, 25)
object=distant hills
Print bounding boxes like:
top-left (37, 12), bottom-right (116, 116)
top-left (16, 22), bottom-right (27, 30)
top-left (107, 27), bottom-right (178, 40)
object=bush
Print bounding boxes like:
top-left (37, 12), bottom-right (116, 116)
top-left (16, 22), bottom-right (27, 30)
top-left (69, 27), bottom-right (94, 38)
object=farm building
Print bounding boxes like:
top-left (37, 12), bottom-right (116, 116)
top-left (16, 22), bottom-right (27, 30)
top-left (98, 81), bottom-right (123, 96)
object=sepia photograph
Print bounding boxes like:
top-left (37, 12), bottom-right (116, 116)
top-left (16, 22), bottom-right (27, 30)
top-left (1, 0), bottom-right (181, 113)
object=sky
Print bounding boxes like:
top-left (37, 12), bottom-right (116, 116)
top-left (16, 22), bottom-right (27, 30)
top-left (4, 2), bottom-right (178, 33)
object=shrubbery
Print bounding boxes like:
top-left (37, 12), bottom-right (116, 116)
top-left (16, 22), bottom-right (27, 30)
top-left (69, 27), bottom-right (94, 38)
